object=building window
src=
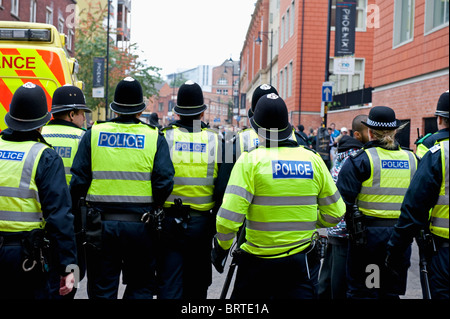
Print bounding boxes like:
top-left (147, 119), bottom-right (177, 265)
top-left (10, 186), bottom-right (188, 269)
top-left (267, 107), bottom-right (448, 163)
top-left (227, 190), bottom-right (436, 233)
top-left (46, 6), bottom-right (53, 25)
top-left (329, 58), bottom-right (365, 94)
top-left (280, 15), bottom-right (285, 47)
top-left (283, 66), bottom-right (288, 98)
top-left (425, 0), bottom-right (449, 34)
top-left (393, 0), bottom-right (415, 47)
top-left (30, 0), bottom-right (37, 22)
top-left (286, 9), bottom-right (290, 43)
top-left (288, 62), bottom-right (293, 97)
top-left (331, 0), bottom-right (367, 31)
top-left (217, 77), bottom-right (228, 85)
top-left (58, 16), bottom-right (65, 34)
top-left (279, 69), bottom-right (284, 98)
top-left (216, 89), bottom-right (222, 95)
top-left (158, 103), bottom-right (164, 112)
top-left (290, 1), bottom-right (295, 37)
top-left (11, 0), bottom-right (19, 17)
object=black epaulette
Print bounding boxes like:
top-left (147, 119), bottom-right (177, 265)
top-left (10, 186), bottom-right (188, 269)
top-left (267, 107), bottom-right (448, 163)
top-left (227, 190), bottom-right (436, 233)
top-left (400, 145), bottom-right (414, 152)
top-left (300, 145), bottom-right (318, 154)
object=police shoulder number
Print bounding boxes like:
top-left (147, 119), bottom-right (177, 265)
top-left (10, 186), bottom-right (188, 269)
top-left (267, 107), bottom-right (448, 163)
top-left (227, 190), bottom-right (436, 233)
top-left (429, 144), bottom-right (441, 154)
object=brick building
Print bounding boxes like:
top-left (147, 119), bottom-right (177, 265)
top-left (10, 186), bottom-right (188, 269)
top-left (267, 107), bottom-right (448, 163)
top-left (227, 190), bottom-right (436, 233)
top-left (327, 0), bottom-right (448, 149)
top-left (0, 0), bottom-right (77, 55)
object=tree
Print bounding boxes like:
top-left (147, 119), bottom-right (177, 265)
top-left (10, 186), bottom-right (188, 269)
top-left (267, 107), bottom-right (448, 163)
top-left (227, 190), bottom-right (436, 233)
top-left (75, 2), bottom-right (162, 115)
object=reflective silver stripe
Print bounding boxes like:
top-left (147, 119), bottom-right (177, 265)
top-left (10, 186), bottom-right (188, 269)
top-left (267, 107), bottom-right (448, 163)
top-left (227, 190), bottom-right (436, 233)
top-left (405, 149), bottom-right (417, 179)
top-left (64, 166), bottom-right (72, 175)
top-left (431, 216), bottom-right (449, 228)
top-left (20, 143), bottom-right (47, 189)
top-left (166, 194), bottom-right (213, 205)
top-left (320, 213), bottom-right (344, 225)
top-left (252, 196), bottom-right (317, 206)
top-left (174, 176), bottom-right (215, 186)
top-left (217, 207), bottom-right (246, 223)
top-left (246, 220), bottom-right (316, 231)
top-left (0, 211), bottom-right (43, 222)
top-left (360, 187), bottom-right (407, 196)
top-left (86, 195), bottom-right (153, 203)
top-left (438, 141), bottom-right (449, 206)
top-left (206, 130), bottom-right (217, 178)
top-left (217, 231), bottom-right (236, 242)
top-left (317, 190), bottom-right (341, 206)
top-left (165, 128), bottom-right (175, 158)
top-left (367, 148), bottom-right (381, 188)
top-left (0, 186), bottom-right (38, 199)
top-left (225, 185), bottom-right (254, 203)
top-left (357, 200), bottom-right (402, 211)
top-left (92, 171), bottom-right (151, 180)
top-left (246, 237), bottom-right (310, 249)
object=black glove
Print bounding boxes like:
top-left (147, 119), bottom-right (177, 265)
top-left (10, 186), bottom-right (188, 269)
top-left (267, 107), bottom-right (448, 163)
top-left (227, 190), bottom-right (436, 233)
top-left (385, 247), bottom-right (405, 278)
top-left (211, 236), bottom-right (229, 274)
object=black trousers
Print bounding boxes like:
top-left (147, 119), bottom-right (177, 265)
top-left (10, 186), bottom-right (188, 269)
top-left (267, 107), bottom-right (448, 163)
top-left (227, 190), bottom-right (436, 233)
top-left (231, 248), bottom-right (320, 299)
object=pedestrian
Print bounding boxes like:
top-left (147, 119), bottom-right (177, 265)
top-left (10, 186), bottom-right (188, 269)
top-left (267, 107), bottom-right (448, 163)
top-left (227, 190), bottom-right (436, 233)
top-left (160, 80), bottom-right (225, 299)
top-left (70, 77), bottom-right (175, 299)
top-left (318, 114), bottom-right (368, 299)
top-left (415, 91), bottom-right (449, 158)
top-left (336, 106), bottom-right (418, 299)
top-left (212, 93), bottom-right (345, 299)
top-left (149, 112), bottom-right (162, 129)
top-left (0, 82), bottom-right (77, 299)
top-left (40, 85), bottom-right (91, 299)
top-left (386, 136), bottom-right (448, 299)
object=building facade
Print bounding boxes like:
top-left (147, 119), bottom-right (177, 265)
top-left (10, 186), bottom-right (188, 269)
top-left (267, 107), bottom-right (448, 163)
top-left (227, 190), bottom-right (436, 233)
top-left (0, 0), bottom-right (77, 54)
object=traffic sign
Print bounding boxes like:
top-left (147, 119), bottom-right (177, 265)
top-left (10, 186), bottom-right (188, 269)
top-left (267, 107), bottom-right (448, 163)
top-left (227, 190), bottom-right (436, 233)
top-left (322, 82), bottom-right (333, 102)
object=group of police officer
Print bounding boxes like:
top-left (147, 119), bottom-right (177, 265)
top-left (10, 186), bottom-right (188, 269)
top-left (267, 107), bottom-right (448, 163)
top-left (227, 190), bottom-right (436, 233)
top-left (0, 76), bottom-right (448, 300)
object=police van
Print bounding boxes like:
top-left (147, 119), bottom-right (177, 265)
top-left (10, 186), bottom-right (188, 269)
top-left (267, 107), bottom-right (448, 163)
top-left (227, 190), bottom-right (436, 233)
top-left (0, 21), bottom-right (83, 131)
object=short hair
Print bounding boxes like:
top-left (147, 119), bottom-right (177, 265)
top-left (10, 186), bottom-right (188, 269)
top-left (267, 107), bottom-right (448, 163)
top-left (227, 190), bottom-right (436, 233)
top-left (352, 114), bottom-right (368, 133)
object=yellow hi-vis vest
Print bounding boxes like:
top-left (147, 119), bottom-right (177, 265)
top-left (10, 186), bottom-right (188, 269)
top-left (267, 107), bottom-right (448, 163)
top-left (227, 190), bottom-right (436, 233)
top-left (357, 147), bottom-right (417, 219)
top-left (41, 124), bottom-right (85, 185)
top-left (162, 125), bottom-right (220, 211)
top-left (0, 139), bottom-right (48, 232)
top-left (86, 122), bottom-right (158, 204)
top-left (217, 146), bottom-right (345, 258)
top-left (430, 140), bottom-right (449, 239)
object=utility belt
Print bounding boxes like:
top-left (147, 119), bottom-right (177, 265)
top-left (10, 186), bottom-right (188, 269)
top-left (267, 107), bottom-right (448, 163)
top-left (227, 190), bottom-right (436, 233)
top-left (0, 229), bottom-right (49, 273)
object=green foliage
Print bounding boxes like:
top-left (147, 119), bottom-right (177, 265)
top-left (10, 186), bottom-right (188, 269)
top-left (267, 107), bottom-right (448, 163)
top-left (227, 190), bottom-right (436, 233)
top-left (74, 2), bottom-right (163, 113)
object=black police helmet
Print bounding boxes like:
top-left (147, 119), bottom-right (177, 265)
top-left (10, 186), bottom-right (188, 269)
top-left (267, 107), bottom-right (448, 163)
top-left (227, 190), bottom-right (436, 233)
top-left (5, 82), bottom-right (51, 131)
top-left (248, 84), bottom-right (279, 118)
top-left (435, 90), bottom-right (449, 118)
top-left (361, 106), bottom-right (401, 130)
top-left (250, 93), bottom-right (293, 141)
top-left (173, 80), bottom-right (207, 116)
top-left (110, 77), bottom-right (146, 114)
top-left (51, 85), bottom-right (91, 114)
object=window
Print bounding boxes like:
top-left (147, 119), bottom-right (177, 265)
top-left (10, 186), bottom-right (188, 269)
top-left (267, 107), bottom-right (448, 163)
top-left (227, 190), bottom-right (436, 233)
top-left (425, 0), bottom-right (449, 34)
top-left (288, 62), bottom-right (293, 97)
top-left (286, 9), bottom-right (290, 42)
top-left (158, 103), bottom-right (164, 112)
top-left (67, 29), bottom-right (74, 52)
top-left (290, 1), bottom-right (295, 37)
top-left (217, 77), bottom-right (228, 85)
top-left (30, 0), bottom-right (36, 22)
top-left (329, 58), bottom-right (365, 94)
top-left (46, 6), bottom-right (53, 25)
top-left (279, 70), bottom-right (284, 98)
top-left (331, 0), bottom-right (367, 31)
top-left (216, 89), bottom-right (222, 95)
top-left (283, 66), bottom-right (288, 98)
top-left (11, 0), bottom-right (19, 17)
top-left (58, 16), bottom-right (65, 34)
top-left (393, 0), bottom-right (415, 47)
top-left (280, 16), bottom-right (285, 47)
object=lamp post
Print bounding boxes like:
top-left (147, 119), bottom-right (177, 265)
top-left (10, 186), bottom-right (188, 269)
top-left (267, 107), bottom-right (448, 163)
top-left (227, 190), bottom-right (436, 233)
top-left (255, 30), bottom-right (273, 86)
top-left (105, 0), bottom-right (112, 120)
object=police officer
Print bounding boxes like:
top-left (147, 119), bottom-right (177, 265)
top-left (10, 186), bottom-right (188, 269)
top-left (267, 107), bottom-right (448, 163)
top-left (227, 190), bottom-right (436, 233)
top-left (336, 106), bottom-right (418, 299)
top-left (415, 90), bottom-right (449, 158)
top-left (0, 82), bottom-right (77, 299)
top-left (41, 85), bottom-right (91, 185)
top-left (387, 113), bottom-right (449, 299)
top-left (70, 77), bottom-right (175, 299)
top-left (161, 80), bottom-right (224, 299)
top-left (212, 93), bottom-right (345, 299)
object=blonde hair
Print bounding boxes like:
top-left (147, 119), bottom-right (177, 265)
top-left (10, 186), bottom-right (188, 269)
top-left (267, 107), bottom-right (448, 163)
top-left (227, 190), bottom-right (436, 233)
top-left (369, 122), bottom-right (408, 150)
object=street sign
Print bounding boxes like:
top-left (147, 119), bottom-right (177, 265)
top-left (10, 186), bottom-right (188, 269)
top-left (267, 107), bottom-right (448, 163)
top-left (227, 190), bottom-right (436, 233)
top-left (322, 82), bottom-right (333, 102)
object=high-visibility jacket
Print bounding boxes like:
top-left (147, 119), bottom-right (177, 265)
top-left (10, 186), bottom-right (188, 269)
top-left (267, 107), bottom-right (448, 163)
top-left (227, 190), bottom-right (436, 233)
top-left (430, 140), bottom-right (449, 239)
top-left (162, 125), bottom-right (220, 211)
top-left (415, 129), bottom-right (449, 158)
top-left (41, 124), bottom-right (85, 185)
top-left (217, 145), bottom-right (345, 258)
top-left (357, 147), bottom-right (417, 219)
top-left (0, 139), bottom-right (48, 232)
top-left (86, 122), bottom-right (158, 204)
